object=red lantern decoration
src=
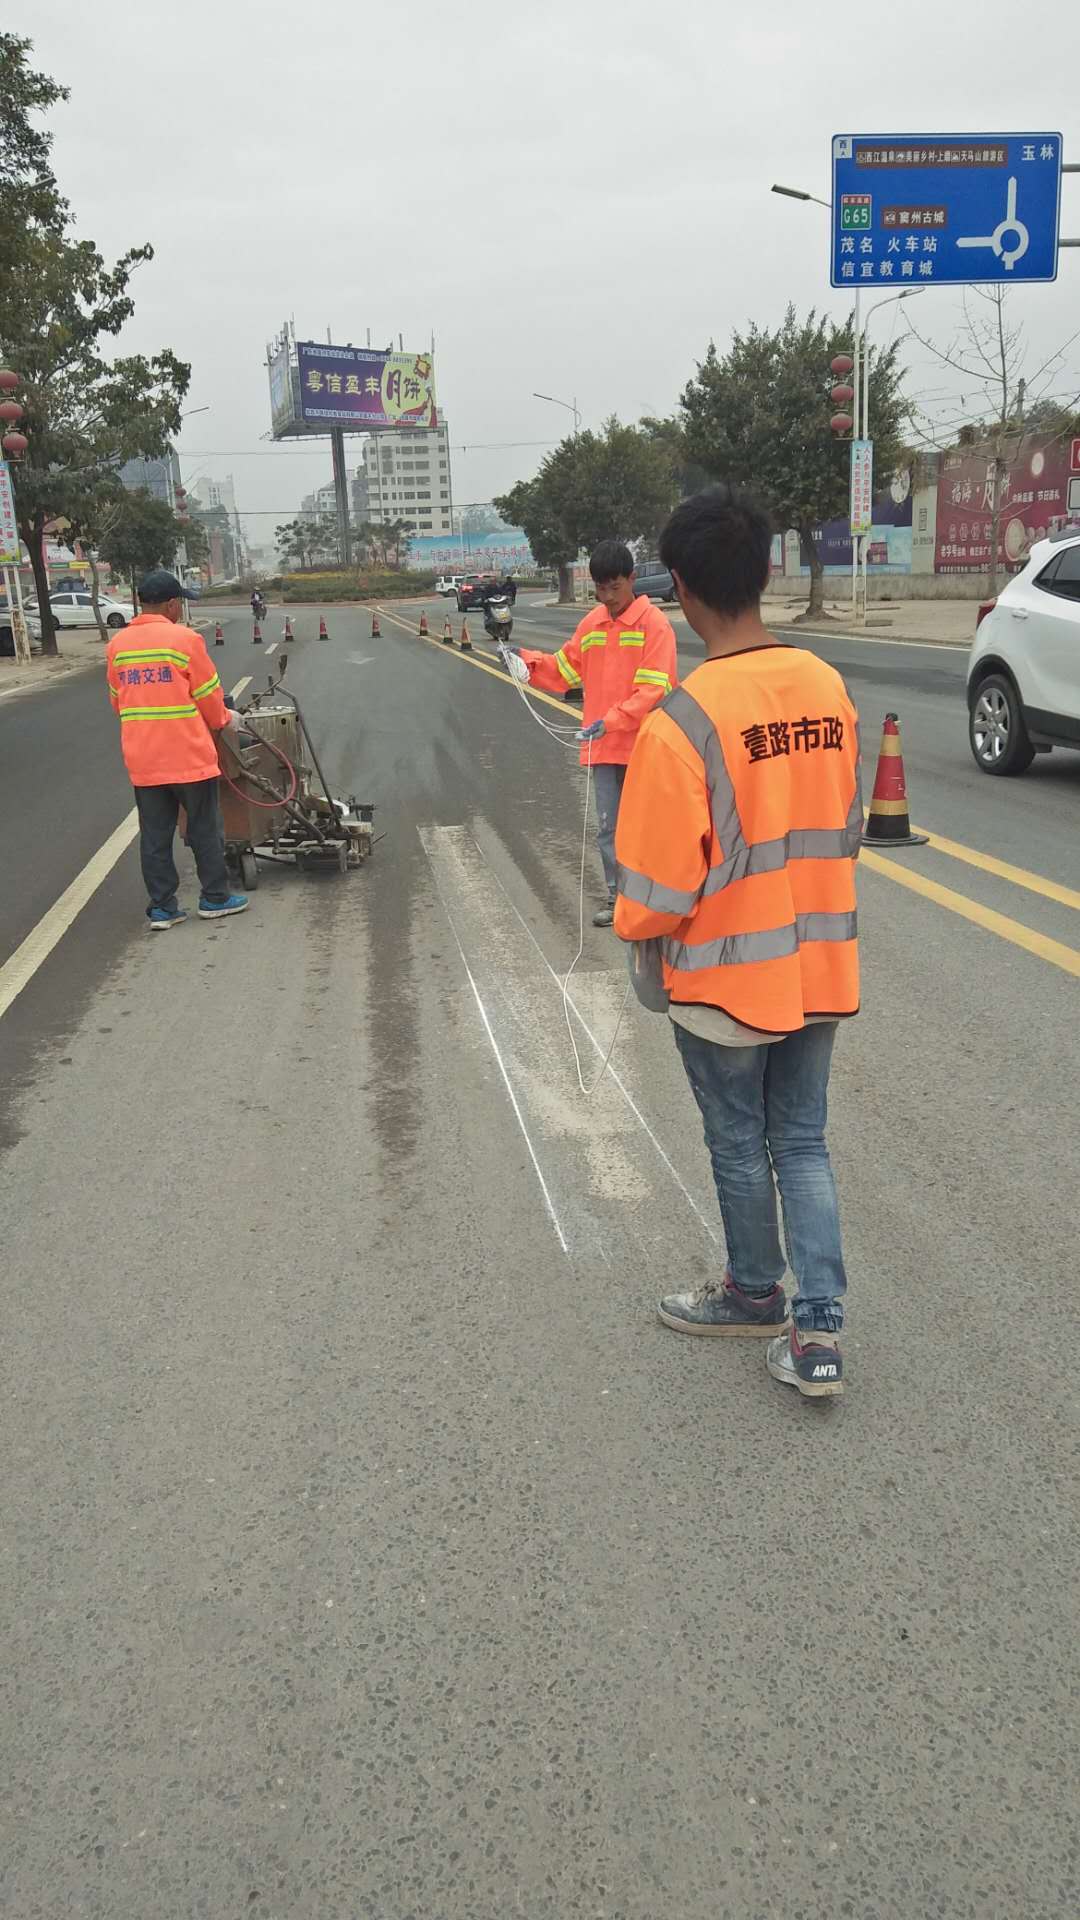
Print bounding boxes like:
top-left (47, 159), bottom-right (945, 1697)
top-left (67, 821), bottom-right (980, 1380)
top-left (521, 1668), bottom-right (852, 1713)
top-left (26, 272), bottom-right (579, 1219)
top-left (0, 369), bottom-right (19, 393)
top-left (830, 354), bottom-right (854, 376)
top-left (0, 399), bottom-right (23, 424)
top-left (2, 431), bottom-right (28, 457)
top-left (830, 384), bottom-right (854, 406)
top-left (830, 413), bottom-right (854, 437)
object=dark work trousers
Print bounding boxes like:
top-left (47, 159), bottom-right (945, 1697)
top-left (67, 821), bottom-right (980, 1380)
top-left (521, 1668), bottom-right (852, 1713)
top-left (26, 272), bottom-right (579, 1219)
top-left (134, 779), bottom-right (230, 916)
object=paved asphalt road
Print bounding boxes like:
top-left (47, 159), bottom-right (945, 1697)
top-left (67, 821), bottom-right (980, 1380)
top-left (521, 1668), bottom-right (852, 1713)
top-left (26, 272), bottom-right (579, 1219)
top-left (1, 594), bottom-right (1078, 1919)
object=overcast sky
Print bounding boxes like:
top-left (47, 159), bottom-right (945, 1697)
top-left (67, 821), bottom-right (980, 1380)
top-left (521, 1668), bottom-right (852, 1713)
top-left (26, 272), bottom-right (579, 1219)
top-left (17, 0), bottom-right (1080, 545)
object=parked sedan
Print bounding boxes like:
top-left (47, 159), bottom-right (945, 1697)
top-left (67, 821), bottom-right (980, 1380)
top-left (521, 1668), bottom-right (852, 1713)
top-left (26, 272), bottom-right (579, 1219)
top-left (634, 560), bottom-right (677, 603)
top-left (27, 588), bottom-right (134, 638)
top-left (967, 529), bottom-right (1080, 774)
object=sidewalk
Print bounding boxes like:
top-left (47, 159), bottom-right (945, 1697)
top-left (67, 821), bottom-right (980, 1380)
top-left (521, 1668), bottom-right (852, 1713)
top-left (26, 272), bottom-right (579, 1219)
top-left (0, 628), bottom-right (106, 701)
top-left (761, 593), bottom-right (978, 648)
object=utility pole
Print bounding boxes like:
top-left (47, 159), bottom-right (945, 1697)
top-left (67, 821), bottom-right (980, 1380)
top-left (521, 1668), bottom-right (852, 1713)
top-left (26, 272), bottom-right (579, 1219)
top-left (330, 425), bottom-right (352, 568)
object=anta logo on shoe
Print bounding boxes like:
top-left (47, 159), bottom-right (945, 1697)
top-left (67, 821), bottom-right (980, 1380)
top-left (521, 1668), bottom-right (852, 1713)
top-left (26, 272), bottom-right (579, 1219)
top-left (811, 1363), bottom-right (839, 1378)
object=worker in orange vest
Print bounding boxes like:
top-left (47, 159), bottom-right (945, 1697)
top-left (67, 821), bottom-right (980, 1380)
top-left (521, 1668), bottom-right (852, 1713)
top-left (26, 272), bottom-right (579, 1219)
top-left (106, 570), bottom-right (248, 929)
top-left (509, 540), bottom-right (677, 925)
top-left (614, 488), bottom-right (862, 1399)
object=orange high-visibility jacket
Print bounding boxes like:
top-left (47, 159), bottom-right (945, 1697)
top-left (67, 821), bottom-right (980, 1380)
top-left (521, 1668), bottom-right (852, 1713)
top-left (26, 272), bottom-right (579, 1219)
top-left (517, 594), bottom-right (678, 765)
top-left (614, 644), bottom-right (862, 1035)
top-left (106, 614), bottom-right (229, 787)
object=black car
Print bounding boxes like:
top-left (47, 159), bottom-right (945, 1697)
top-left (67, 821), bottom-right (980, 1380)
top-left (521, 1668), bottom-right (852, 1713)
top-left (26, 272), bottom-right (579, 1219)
top-left (456, 573), bottom-right (497, 611)
top-left (634, 560), bottom-right (676, 602)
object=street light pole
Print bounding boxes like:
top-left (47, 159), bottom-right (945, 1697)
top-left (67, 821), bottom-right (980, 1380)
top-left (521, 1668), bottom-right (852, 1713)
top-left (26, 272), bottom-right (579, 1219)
top-left (770, 186), bottom-right (864, 618)
top-left (858, 289), bottom-right (922, 614)
top-left (532, 390), bottom-right (581, 434)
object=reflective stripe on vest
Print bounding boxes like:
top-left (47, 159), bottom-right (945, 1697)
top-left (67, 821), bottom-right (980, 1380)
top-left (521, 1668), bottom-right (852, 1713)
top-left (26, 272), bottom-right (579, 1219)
top-left (113, 647), bottom-right (190, 669)
top-left (633, 667), bottom-right (672, 694)
top-left (619, 630), bottom-right (645, 646)
top-left (663, 910), bottom-right (857, 973)
top-left (580, 630), bottom-right (607, 652)
top-left (192, 672), bottom-right (221, 699)
top-left (555, 646), bottom-right (582, 687)
top-left (119, 703), bottom-right (199, 721)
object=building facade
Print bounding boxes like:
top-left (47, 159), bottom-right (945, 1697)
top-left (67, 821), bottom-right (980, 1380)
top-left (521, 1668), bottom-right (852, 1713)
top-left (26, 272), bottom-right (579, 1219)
top-left (357, 422), bottom-right (452, 536)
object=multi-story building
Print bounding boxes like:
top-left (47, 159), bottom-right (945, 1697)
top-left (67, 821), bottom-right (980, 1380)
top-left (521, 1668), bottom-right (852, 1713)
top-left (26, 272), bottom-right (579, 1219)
top-left (357, 422), bottom-right (453, 536)
top-left (192, 475), bottom-right (248, 577)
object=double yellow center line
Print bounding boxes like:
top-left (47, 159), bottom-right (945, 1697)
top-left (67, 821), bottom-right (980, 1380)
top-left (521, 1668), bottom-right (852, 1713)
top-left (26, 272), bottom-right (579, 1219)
top-left (376, 602), bottom-right (1080, 982)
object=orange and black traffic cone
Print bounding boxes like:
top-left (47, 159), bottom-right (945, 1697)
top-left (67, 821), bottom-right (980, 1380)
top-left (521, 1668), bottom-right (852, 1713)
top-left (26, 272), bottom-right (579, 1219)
top-left (284, 616), bottom-right (294, 642)
top-left (214, 622), bottom-right (224, 646)
top-left (460, 618), bottom-right (472, 652)
top-left (318, 615), bottom-right (329, 641)
top-left (442, 616), bottom-right (454, 646)
top-left (419, 610), bottom-right (429, 637)
top-left (252, 620), bottom-right (262, 645)
top-left (862, 713), bottom-right (928, 847)
top-left (371, 610), bottom-right (380, 638)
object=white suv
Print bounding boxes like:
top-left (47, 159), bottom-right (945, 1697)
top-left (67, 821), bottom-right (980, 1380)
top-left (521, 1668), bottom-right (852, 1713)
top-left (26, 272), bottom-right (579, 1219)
top-left (967, 531), bottom-right (1080, 775)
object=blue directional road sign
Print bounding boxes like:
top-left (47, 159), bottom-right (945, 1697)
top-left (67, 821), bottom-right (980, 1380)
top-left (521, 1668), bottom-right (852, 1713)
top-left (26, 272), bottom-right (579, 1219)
top-left (830, 134), bottom-right (1063, 290)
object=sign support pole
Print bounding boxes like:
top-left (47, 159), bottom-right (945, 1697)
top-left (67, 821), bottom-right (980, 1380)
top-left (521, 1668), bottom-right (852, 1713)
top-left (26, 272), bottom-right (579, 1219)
top-left (850, 287), bottom-right (861, 622)
top-left (331, 425), bottom-right (352, 570)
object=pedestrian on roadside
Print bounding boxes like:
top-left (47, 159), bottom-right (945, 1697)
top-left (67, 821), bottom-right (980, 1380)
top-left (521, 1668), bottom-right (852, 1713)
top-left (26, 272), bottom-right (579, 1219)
top-left (509, 540), bottom-right (678, 926)
top-left (106, 569), bottom-right (249, 930)
top-left (613, 487), bottom-right (862, 1397)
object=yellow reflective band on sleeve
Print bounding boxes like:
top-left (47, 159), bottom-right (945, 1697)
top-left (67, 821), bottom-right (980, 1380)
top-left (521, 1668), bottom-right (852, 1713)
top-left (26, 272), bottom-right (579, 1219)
top-left (113, 648), bottom-right (189, 669)
top-left (192, 673), bottom-right (221, 699)
top-left (555, 647), bottom-right (583, 687)
top-left (119, 704), bottom-right (199, 720)
top-left (633, 668), bottom-right (672, 692)
top-left (580, 630), bottom-right (607, 652)
top-left (619, 630), bottom-right (646, 646)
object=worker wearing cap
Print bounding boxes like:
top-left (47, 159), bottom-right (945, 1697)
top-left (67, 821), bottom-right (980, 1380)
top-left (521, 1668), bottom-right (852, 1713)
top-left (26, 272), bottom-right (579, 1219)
top-left (509, 540), bottom-right (678, 926)
top-left (106, 569), bottom-right (248, 929)
top-left (613, 487), bottom-right (861, 1399)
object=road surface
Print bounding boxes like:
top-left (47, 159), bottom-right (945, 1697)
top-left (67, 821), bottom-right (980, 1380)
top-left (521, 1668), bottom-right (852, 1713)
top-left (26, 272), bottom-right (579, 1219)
top-left (1, 593), bottom-right (1077, 1919)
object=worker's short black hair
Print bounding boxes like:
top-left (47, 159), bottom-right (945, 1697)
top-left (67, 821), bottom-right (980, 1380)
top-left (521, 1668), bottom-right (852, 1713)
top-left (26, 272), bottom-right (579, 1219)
top-left (659, 485), bottom-right (773, 619)
top-left (589, 539), bottom-right (634, 583)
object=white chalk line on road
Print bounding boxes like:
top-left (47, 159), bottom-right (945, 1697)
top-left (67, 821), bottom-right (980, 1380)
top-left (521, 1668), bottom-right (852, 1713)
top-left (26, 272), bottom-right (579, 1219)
top-left (476, 835), bottom-right (720, 1247)
top-left (264, 641), bottom-right (279, 657)
top-left (0, 809), bottom-right (139, 1023)
top-left (418, 827), bottom-right (570, 1256)
top-left (229, 676), bottom-right (252, 699)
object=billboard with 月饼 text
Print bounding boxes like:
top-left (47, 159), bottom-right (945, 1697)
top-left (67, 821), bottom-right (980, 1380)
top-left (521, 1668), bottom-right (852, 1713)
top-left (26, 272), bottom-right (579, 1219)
top-left (296, 342), bottom-right (437, 430)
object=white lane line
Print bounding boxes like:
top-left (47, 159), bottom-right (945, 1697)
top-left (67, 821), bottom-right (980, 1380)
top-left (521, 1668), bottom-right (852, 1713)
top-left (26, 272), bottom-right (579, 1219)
top-left (264, 641), bottom-right (279, 657)
top-left (0, 809), bottom-right (139, 1023)
top-left (478, 837), bottom-right (720, 1246)
top-left (418, 828), bottom-right (570, 1256)
top-left (229, 675), bottom-right (252, 699)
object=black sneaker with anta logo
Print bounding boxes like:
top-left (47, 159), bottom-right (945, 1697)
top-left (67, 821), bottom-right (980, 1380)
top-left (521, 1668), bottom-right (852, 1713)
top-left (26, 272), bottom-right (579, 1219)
top-left (766, 1326), bottom-right (843, 1398)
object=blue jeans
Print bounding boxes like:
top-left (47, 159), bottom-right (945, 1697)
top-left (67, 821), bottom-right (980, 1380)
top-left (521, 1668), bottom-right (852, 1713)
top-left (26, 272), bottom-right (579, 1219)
top-left (135, 779), bottom-right (231, 916)
top-left (674, 1021), bottom-right (848, 1332)
top-left (593, 763), bottom-right (626, 902)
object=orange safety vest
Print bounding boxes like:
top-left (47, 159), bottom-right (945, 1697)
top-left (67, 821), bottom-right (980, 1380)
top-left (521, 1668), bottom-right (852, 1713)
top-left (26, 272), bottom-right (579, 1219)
top-left (517, 593), bottom-right (678, 765)
top-left (106, 613), bottom-right (229, 787)
top-left (614, 644), bottom-right (862, 1035)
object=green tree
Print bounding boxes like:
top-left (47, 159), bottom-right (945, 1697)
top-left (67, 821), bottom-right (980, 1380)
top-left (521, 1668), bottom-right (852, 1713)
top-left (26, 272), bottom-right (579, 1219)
top-left (495, 418), bottom-right (676, 603)
top-left (492, 477), bottom-right (576, 599)
top-left (680, 305), bottom-right (907, 617)
top-left (0, 38), bottom-right (190, 654)
top-left (96, 489), bottom-right (190, 605)
top-left (0, 33), bottom-right (68, 278)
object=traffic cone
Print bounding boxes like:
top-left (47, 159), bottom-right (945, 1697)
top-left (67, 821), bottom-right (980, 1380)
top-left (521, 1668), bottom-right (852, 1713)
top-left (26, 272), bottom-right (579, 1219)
top-left (284, 616), bottom-right (294, 642)
top-left (442, 616), bottom-right (454, 646)
top-left (252, 620), bottom-right (262, 645)
top-left (318, 615), bottom-right (329, 641)
top-left (419, 611), bottom-right (429, 637)
top-left (214, 622), bottom-right (223, 646)
top-left (371, 610), bottom-right (381, 638)
top-left (862, 713), bottom-right (929, 847)
top-left (459, 618), bottom-right (472, 652)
